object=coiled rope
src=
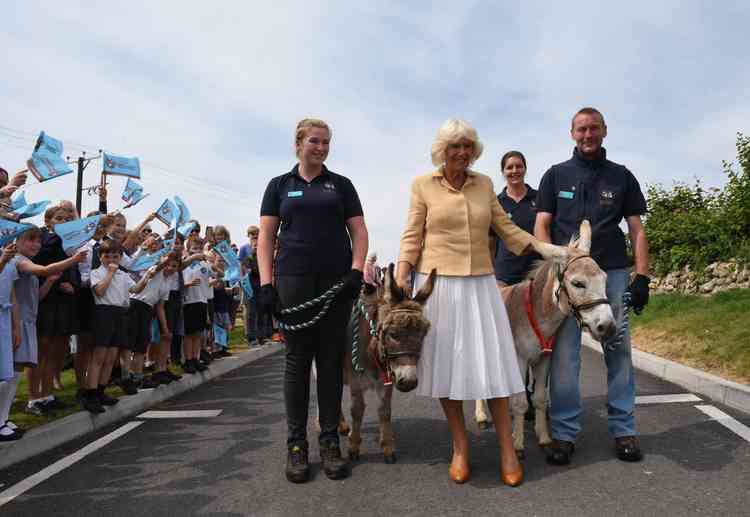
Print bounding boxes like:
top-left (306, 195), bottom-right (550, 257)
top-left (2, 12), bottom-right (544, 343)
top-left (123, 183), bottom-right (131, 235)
top-left (605, 291), bottom-right (635, 352)
top-left (275, 281), bottom-right (345, 332)
top-left (350, 299), bottom-right (377, 373)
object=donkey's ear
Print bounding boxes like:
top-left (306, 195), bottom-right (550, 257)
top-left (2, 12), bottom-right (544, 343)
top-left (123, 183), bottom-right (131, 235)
top-left (413, 268), bottom-right (437, 304)
top-left (576, 220), bottom-right (592, 253)
top-left (384, 263), bottom-right (404, 303)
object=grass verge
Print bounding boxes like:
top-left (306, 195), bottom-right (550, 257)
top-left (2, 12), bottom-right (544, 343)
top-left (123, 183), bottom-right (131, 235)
top-left (630, 289), bottom-right (750, 384)
top-left (8, 324), bottom-right (253, 431)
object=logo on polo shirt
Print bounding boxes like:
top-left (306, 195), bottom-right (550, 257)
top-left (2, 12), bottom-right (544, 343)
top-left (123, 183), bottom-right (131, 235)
top-left (600, 189), bottom-right (615, 206)
top-left (323, 182), bottom-right (336, 192)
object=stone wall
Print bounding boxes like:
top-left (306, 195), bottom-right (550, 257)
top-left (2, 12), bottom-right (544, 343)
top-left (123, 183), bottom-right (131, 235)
top-left (651, 260), bottom-right (750, 295)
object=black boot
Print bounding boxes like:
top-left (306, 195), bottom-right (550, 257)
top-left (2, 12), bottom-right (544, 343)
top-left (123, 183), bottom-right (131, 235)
top-left (615, 436), bottom-right (643, 462)
top-left (320, 439), bottom-right (349, 480)
top-left (286, 441), bottom-right (310, 484)
top-left (82, 389), bottom-right (104, 414)
top-left (545, 439), bottom-right (575, 465)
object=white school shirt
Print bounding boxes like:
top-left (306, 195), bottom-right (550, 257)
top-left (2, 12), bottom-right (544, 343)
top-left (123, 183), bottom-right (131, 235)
top-left (130, 271), bottom-right (171, 307)
top-left (90, 266), bottom-right (135, 307)
top-left (165, 271), bottom-right (179, 292)
top-left (182, 261), bottom-right (211, 304)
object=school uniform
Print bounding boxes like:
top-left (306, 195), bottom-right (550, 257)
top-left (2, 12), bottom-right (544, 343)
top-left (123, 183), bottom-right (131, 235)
top-left (34, 228), bottom-right (80, 337)
top-left (90, 266), bottom-right (134, 348)
top-left (10, 256), bottom-right (39, 367)
top-left (128, 272), bottom-right (170, 354)
top-left (0, 262), bottom-right (19, 381)
top-left (182, 261), bottom-right (211, 335)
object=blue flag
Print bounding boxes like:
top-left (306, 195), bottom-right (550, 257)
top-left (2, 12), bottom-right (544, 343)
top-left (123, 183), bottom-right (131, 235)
top-left (0, 220), bottom-right (34, 246)
top-left (214, 240), bottom-right (239, 267)
top-left (121, 179), bottom-right (148, 208)
top-left (155, 198), bottom-right (178, 226)
top-left (26, 131), bottom-right (73, 182)
top-left (129, 248), bottom-right (169, 272)
top-left (102, 152), bottom-right (141, 178)
top-left (240, 272), bottom-right (254, 299)
top-left (174, 196), bottom-right (190, 226)
top-left (10, 192), bottom-right (27, 211)
top-left (177, 220), bottom-right (197, 238)
top-left (54, 214), bottom-right (102, 253)
top-left (13, 200), bottom-right (51, 220)
top-left (224, 265), bottom-right (240, 285)
top-left (213, 323), bottom-right (228, 348)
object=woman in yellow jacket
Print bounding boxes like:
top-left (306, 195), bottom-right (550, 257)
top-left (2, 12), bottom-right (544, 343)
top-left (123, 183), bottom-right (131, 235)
top-left (397, 119), bottom-right (564, 486)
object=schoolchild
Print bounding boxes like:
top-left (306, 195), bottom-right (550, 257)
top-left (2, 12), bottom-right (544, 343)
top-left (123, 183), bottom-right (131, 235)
top-left (127, 256), bottom-right (174, 390)
top-left (145, 253), bottom-right (182, 386)
top-left (181, 238), bottom-right (212, 374)
top-left (1, 230), bottom-right (87, 436)
top-left (0, 244), bottom-right (22, 440)
top-left (202, 251), bottom-right (216, 365)
top-left (30, 205), bottom-right (80, 415)
top-left (208, 253), bottom-right (232, 357)
top-left (83, 240), bottom-right (152, 413)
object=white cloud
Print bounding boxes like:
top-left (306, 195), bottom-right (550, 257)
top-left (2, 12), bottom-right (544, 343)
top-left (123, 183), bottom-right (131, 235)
top-left (2, 1), bottom-right (748, 263)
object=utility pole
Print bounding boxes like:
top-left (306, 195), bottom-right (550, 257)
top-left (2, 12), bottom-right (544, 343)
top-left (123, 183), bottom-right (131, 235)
top-left (74, 150), bottom-right (102, 215)
top-left (75, 153), bottom-right (85, 215)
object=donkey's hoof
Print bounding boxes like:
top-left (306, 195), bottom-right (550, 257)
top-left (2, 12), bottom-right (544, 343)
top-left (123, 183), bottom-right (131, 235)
top-left (515, 449), bottom-right (526, 460)
top-left (384, 453), bottom-right (397, 464)
top-left (348, 449), bottom-right (360, 461)
top-left (477, 421), bottom-right (490, 431)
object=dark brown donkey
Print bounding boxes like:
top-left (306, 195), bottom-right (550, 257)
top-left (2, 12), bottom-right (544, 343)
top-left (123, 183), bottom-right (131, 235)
top-left (344, 263), bottom-right (436, 463)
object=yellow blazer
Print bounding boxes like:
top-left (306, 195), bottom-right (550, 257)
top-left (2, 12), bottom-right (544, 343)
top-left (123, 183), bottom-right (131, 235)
top-left (398, 168), bottom-right (534, 277)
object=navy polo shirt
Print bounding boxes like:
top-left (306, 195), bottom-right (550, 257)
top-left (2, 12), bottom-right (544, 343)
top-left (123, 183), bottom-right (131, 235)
top-left (260, 164), bottom-right (363, 276)
top-left (493, 185), bottom-right (540, 284)
top-left (536, 148), bottom-right (647, 270)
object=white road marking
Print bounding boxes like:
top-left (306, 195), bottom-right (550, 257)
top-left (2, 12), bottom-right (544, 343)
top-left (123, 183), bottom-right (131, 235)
top-left (138, 410), bottom-right (222, 418)
top-left (0, 421), bottom-right (143, 508)
top-left (695, 405), bottom-right (750, 443)
top-left (635, 393), bottom-right (702, 405)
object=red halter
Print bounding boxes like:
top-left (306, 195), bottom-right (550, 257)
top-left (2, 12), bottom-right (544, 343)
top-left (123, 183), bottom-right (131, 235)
top-left (524, 280), bottom-right (554, 354)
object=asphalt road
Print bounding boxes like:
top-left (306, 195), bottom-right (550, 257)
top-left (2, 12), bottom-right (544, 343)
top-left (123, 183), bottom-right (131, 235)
top-left (2, 347), bottom-right (749, 517)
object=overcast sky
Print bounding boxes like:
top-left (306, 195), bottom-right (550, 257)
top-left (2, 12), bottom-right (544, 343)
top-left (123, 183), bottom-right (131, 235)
top-left (2, 2), bottom-right (748, 261)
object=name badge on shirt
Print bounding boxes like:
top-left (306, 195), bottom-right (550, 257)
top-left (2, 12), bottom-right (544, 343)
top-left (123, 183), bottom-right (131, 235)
top-left (287, 191), bottom-right (303, 198)
top-left (558, 190), bottom-right (575, 199)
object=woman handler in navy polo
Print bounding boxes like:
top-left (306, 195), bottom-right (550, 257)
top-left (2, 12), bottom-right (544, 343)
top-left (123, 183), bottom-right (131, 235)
top-left (492, 151), bottom-right (540, 288)
top-left (257, 118), bottom-right (369, 484)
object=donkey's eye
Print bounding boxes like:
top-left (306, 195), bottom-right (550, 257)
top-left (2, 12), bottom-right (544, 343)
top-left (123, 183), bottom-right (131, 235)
top-left (572, 280), bottom-right (586, 289)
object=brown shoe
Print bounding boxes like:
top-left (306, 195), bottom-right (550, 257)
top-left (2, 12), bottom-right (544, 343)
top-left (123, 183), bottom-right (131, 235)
top-left (615, 436), bottom-right (643, 462)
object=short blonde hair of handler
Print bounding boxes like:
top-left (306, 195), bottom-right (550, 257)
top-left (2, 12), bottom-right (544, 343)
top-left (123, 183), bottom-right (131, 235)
top-left (430, 119), bottom-right (484, 167)
top-left (294, 118), bottom-right (331, 158)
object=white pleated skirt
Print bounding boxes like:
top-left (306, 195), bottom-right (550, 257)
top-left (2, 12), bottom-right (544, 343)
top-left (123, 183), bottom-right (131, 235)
top-left (414, 273), bottom-right (524, 401)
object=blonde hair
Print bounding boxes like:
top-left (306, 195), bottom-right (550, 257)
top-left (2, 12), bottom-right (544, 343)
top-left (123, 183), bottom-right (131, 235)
top-left (430, 119), bottom-right (483, 167)
top-left (294, 118), bottom-right (331, 157)
top-left (214, 224), bottom-right (231, 242)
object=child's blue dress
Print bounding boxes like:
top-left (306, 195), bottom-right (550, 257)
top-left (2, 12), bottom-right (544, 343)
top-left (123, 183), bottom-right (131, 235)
top-left (10, 256), bottom-right (39, 367)
top-left (0, 261), bottom-right (19, 381)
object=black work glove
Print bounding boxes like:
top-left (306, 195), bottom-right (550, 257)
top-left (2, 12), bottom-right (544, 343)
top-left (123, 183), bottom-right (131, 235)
top-left (628, 274), bottom-right (650, 314)
top-left (340, 269), bottom-right (364, 300)
top-left (257, 284), bottom-right (281, 315)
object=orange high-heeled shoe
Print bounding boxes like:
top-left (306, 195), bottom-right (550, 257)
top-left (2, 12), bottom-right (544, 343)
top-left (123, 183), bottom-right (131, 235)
top-left (449, 455), bottom-right (471, 484)
top-left (501, 463), bottom-right (524, 487)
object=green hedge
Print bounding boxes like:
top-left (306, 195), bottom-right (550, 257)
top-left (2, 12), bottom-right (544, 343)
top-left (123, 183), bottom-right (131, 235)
top-left (645, 133), bottom-right (750, 276)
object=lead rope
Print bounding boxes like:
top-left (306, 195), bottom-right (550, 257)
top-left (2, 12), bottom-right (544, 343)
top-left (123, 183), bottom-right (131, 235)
top-left (350, 299), bottom-right (377, 373)
top-left (275, 281), bottom-right (345, 332)
top-left (605, 291), bottom-right (632, 352)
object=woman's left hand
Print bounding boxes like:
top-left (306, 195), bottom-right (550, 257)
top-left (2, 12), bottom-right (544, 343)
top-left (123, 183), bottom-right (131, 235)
top-left (340, 269), bottom-right (363, 299)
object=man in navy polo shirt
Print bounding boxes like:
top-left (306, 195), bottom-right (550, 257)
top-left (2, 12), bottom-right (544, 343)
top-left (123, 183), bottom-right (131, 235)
top-left (535, 107), bottom-right (651, 465)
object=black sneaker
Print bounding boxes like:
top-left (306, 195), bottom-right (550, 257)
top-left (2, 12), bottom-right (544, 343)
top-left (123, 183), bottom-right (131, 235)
top-left (200, 350), bottom-right (213, 364)
top-left (164, 369), bottom-right (182, 381)
top-left (195, 360), bottom-right (208, 372)
top-left (286, 441), bottom-right (310, 483)
top-left (82, 393), bottom-right (105, 414)
top-left (140, 376), bottom-right (161, 389)
top-left (98, 388), bottom-right (119, 406)
top-left (183, 360), bottom-right (197, 374)
top-left (545, 439), bottom-right (575, 465)
top-left (320, 440), bottom-right (349, 480)
top-left (120, 378), bottom-right (139, 395)
top-left (46, 397), bottom-right (68, 410)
